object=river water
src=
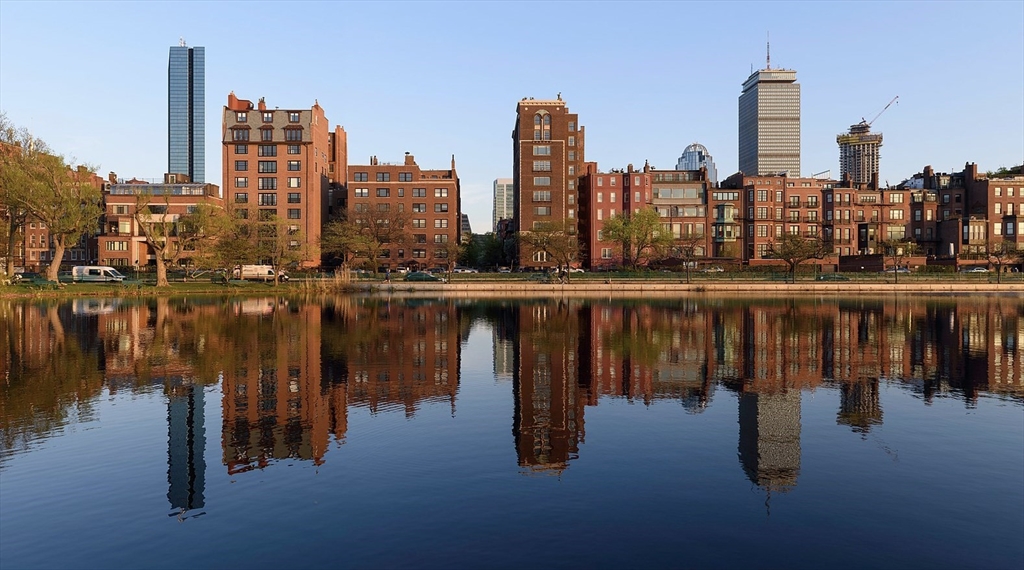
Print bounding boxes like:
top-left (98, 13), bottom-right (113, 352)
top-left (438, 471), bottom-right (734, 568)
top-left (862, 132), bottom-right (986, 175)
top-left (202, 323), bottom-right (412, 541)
top-left (1, 295), bottom-right (1022, 569)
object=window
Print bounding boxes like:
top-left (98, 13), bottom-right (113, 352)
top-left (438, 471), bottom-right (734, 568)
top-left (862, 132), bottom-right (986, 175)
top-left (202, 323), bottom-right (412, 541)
top-left (288, 112), bottom-right (300, 122)
top-left (288, 177), bottom-right (300, 188)
top-left (434, 188), bottom-right (448, 197)
top-left (287, 160), bottom-right (301, 171)
top-left (535, 206), bottom-right (551, 215)
top-left (258, 145), bottom-right (277, 157)
top-left (399, 172), bottom-right (413, 182)
top-left (533, 161), bottom-right (551, 172)
top-left (258, 161), bottom-right (277, 173)
top-left (236, 112), bottom-right (247, 122)
top-left (534, 146), bottom-right (551, 156)
top-left (287, 209), bottom-right (301, 219)
top-left (288, 193), bottom-right (301, 204)
top-left (533, 191), bottom-right (551, 202)
top-left (353, 188), bottom-right (369, 197)
top-left (235, 144), bottom-right (248, 154)
top-left (377, 188), bottom-right (390, 198)
top-left (413, 203), bottom-right (426, 213)
top-left (354, 172), bottom-right (368, 182)
top-left (285, 129), bottom-right (302, 141)
top-left (434, 203), bottom-right (449, 212)
top-left (413, 188), bottom-right (426, 197)
top-left (412, 219), bottom-right (426, 228)
top-left (435, 219), bottom-right (449, 228)
top-left (235, 177), bottom-right (248, 188)
top-left (232, 129), bottom-right (249, 141)
top-left (533, 177), bottom-right (551, 186)
top-left (235, 192), bottom-right (249, 203)
top-left (259, 193), bottom-right (277, 206)
top-left (258, 178), bottom-right (277, 190)
top-left (376, 172), bottom-right (390, 182)
top-left (260, 128), bottom-right (273, 141)
top-left (287, 144), bottom-right (300, 154)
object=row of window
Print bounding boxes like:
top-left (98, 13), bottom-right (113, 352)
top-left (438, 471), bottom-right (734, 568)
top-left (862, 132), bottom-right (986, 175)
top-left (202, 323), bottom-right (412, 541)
top-left (234, 144), bottom-right (303, 156)
top-left (234, 177), bottom-right (302, 189)
top-left (236, 111), bottom-right (302, 123)
top-left (235, 193), bottom-right (302, 205)
top-left (230, 128), bottom-right (303, 142)
top-left (351, 188), bottom-right (449, 198)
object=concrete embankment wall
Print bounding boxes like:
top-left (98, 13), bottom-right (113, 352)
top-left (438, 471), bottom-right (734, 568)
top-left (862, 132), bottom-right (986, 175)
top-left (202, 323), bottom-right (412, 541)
top-left (365, 280), bottom-right (1024, 299)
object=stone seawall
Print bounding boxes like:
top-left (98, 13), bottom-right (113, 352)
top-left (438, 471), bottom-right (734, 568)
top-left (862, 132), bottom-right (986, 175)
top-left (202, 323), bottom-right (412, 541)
top-left (367, 280), bottom-right (1024, 299)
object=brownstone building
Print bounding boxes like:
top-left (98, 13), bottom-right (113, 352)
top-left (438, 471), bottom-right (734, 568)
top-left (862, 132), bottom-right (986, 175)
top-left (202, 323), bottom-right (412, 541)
top-left (222, 93), bottom-right (347, 267)
top-left (512, 96), bottom-right (585, 268)
top-left (346, 153), bottom-right (462, 271)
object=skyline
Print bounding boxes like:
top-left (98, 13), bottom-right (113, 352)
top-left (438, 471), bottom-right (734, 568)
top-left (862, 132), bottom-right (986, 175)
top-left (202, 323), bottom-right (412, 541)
top-left (1, 1), bottom-right (1022, 231)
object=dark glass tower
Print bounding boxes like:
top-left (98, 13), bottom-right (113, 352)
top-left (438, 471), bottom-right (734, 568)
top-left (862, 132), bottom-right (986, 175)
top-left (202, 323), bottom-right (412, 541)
top-left (168, 43), bottom-right (205, 183)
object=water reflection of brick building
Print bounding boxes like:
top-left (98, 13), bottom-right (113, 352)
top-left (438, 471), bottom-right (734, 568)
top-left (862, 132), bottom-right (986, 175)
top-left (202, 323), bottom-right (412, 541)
top-left (513, 303), bottom-right (586, 473)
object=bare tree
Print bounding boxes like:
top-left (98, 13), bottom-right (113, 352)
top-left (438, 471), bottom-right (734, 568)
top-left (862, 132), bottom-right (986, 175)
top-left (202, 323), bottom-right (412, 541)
top-left (765, 232), bottom-right (830, 283)
top-left (601, 207), bottom-right (674, 270)
top-left (988, 239), bottom-right (1019, 284)
top-left (519, 218), bottom-right (580, 282)
top-left (878, 238), bottom-right (918, 284)
top-left (133, 192), bottom-right (219, 287)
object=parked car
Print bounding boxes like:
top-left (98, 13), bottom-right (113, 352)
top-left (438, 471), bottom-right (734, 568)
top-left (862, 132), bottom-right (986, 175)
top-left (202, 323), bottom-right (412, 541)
top-left (405, 271), bottom-right (446, 283)
top-left (816, 274), bottom-right (851, 281)
top-left (961, 266), bottom-right (989, 273)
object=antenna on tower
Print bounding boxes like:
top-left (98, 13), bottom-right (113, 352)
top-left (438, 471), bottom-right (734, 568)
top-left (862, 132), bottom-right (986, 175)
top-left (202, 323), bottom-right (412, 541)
top-left (766, 32), bottom-right (771, 70)
top-left (179, 37), bottom-right (186, 47)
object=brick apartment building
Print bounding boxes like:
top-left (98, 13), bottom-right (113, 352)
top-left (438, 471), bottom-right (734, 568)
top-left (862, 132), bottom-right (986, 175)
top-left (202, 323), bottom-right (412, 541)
top-left (346, 153), bottom-right (461, 271)
top-left (97, 173), bottom-right (223, 268)
top-left (512, 95), bottom-right (585, 268)
top-left (222, 93), bottom-right (346, 267)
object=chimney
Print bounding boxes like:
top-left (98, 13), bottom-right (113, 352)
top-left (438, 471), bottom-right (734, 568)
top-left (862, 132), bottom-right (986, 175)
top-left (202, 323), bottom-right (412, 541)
top-left (258, 97), bottom-right (267, 111)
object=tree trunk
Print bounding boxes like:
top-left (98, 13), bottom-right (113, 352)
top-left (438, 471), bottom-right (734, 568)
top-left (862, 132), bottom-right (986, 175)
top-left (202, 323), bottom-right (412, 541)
top-left (155, 256), bottom-right (170, 287)
top-left (45, 242), bottom-right (66, 282)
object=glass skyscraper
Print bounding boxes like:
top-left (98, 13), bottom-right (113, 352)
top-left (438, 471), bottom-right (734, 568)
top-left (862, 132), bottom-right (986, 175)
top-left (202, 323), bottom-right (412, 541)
top-left (168, 44), bottom-right (204, 183)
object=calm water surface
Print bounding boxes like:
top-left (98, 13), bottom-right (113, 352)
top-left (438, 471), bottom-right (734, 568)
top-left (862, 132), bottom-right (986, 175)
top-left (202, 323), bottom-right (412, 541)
top-left (1, 295), bottom-right (1022, 569)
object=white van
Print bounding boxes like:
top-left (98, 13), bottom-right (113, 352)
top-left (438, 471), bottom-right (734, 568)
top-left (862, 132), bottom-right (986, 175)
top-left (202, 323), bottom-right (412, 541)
top-left (232, 265), bottom-right (289, 282)
top-left (72, 266), bottom-right (126, 283)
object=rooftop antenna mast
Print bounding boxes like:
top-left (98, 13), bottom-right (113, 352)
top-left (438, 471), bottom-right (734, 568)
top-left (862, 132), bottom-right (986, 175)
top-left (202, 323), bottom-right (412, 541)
top-left (766, 32), bottom-right (771, 70)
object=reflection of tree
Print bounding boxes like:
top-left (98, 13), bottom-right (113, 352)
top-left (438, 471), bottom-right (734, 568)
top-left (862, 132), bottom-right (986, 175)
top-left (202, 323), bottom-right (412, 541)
top-left (0, 302), bottom-right (104, 460)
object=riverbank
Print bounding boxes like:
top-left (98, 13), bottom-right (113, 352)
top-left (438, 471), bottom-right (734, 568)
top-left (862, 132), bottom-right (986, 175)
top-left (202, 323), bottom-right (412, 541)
top-left (1, 276), bottom-right (1021, 299)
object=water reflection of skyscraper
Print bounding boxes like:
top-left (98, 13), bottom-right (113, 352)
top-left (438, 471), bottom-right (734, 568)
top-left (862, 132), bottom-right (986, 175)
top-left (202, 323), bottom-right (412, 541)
top-left (167, 379), bottom-right (205, 518)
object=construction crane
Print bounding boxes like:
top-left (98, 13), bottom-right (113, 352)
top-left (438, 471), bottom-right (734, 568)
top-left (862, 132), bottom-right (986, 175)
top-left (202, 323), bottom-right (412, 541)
top-left (862, 96), bottom-right (899, 127)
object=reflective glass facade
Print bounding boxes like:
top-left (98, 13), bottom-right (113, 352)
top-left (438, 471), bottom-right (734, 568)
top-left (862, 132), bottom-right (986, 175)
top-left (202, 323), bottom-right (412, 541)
top-left (168, 46), bottom-right (205, 183)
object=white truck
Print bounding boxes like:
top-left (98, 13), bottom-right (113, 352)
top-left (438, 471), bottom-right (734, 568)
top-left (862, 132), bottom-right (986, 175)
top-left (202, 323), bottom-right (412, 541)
top-left (72, 266), bottom-right (127, 283)
top-left (232, 265), bottom-right (289, 282)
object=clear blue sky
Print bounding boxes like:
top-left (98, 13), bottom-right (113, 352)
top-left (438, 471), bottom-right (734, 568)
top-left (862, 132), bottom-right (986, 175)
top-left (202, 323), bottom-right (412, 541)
top-left (2, 1), bottom-right (1022, 232)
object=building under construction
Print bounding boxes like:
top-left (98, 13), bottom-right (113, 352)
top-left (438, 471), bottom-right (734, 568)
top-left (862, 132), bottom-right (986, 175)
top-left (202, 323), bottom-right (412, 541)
top-left (837, 122), bottom-right (883, 187)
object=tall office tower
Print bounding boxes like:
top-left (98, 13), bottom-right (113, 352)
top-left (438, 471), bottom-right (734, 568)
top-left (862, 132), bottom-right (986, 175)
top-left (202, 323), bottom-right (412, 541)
top-left (676, 143), bottom-right (718, 187)
top-left (493, 178), bottom-right (514, 231)
top-left (738, 50), bottom-right (800, 177)
top-left (512, 95), bottom-right (584, 268)
top-left (168, 41), bottom-right (205, 182)
top-left (837, 122), bottom-right (882, 187)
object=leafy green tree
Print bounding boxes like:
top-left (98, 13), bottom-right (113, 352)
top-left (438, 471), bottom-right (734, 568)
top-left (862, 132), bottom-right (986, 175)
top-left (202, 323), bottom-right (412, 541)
top-left (766, 232), bottom-right (830, 283)
top-left (601, 207), bottom-right (673, 270)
